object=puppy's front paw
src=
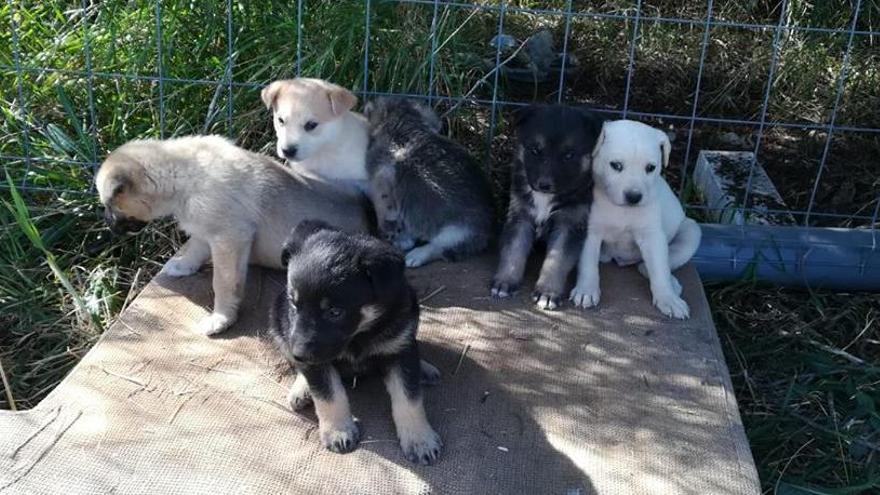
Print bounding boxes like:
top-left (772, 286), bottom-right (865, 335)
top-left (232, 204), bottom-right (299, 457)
top-left (569, 281), bottom-right (601, 309)
top-left (532, 289), bottom-right (561, 311)
top-left (490, 279), bottom-right (519, 298)
top-left (405, 246), bottom-right (434, 268)
top-left (653, 292), bottom-right (690, 319)
top-left (287, 378), bottom-right (313, 411)
top-left (196, 313), bottom-right (234, 336)
top-left (400, 426), bottom-right (442, 465)
top-left (161, 258), bottom-right (200, 277)
top-left (320, 419), bottom-right (361, 454)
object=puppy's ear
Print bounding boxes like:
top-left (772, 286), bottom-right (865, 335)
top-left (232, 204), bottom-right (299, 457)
top-left (512, 105), bottom-right (537, 128)
top-left (657, 128), bottom-right (671, 168)
top-left (592, 121), bottom-right (608, 158)
top-left (326, 86), bottom-right (357, 117)
top-left (281, 220), bottom-right (334, 266)
top-left (580, 109), bottom-right (604, 136)
top-left (363, 100), bottom-right (376, 119)
top-left (261, 81), bottom-right (285, 110)
top-left (360, 244), bottom-right (405, 301)
top-left (108, 175), bottom-right (131, 198)
top-left (411, 100), bottom-right (443, 133)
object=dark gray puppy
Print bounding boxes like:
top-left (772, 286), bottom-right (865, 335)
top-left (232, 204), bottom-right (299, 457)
top-left (269, 220), bottom-right (442, 464)
top-left (491, 105), bottom-right (603, 310)
top-left (364, 97), bottom-right (494, 268)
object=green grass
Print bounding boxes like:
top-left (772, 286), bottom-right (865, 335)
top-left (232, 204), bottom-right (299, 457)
top-left (710, 283), bottom-right (880, 494)
top-left (1, 1), bottom-right (879, 492)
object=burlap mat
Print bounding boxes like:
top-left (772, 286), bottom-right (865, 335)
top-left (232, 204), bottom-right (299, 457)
top-left (0, 256), bottom-right (759, 494)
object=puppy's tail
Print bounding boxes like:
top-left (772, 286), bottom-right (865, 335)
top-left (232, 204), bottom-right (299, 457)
top-left (668, 218), bottom-right (701, 271)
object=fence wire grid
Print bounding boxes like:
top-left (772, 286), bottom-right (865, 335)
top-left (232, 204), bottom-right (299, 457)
top-left (1, 0), bottom-right (879, 238)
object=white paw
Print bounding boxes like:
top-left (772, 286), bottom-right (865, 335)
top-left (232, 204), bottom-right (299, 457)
top-left (399, 426), bottom-right (442, 465)
top-left (287, 377), bottom-right (312, 411)
top-left (196, 312), bottom-right (234, 335)
top-left (161, 258), bottom-right (200, 277)
top-left (404, 247), bottom-right (433, 268)
top-left (320, 419), bottom-right (360, 454)
top-left (653, 292), bottom-right (690, 319)
top-left (569, 281), bottom-right (601, 309)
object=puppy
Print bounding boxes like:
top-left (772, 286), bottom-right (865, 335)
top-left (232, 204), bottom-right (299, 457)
top-left (491, 105), bottom-right (603, 310)
top-left (95, 135), bottom-right (370, 335)
top-left (364, 97), bottom-right (494, 268)
top-left (262, 78), bottom-right (369, 192)
top-left (570, 120), bottom-right (702, 319)
top-left (269, 220), bottom-right (442, 464)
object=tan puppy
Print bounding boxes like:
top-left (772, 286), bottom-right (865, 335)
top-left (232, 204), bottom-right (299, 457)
top-left (96, 135), bottom-right (370, 335)
top-left (261, 78), bottom-right (369, 190)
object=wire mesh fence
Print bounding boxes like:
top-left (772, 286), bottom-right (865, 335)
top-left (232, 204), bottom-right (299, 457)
top-left (1, 0), bottom-right (878, 235)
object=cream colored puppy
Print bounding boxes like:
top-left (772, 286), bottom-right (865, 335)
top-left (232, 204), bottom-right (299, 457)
top-left (570, 120), bottom-right (701, 319)
top-left (261, 78), bottom-right (369, 191)
top-left (96, 135), bottom-right (370, 335)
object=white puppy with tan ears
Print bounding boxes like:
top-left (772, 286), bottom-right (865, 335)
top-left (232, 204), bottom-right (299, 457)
top-left (261, 78), bottom-right (370, 191)
top-left (570, 120), bottom-right (701, 319)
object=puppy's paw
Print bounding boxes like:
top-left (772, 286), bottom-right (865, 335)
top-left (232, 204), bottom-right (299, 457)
top-left (161, 258), bottom-right (201, 277)
top-left (419, 360), bottom-right (441, 386)
top-left (490, 279), bottom-right (519, 299)
top-left (405, 246), bottom-right (434, 268)
top-left (287, 378), bottom-right (313, 411)
top-left (399, 426), bottom-right (442, 465)
top-left (653, 292), bottom-right (690, 320)
top-left (320, 418), bottom-right (361, 454)
top-left (569, 281), bottom-right (601, 309)
top-left (532, 289), bottom-right (561, 311)
top-left (196, 313), bottom-right (234, 336)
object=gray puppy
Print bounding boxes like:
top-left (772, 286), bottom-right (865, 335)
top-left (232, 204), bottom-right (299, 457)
top-left (364, 98), bottom-right (494, 267)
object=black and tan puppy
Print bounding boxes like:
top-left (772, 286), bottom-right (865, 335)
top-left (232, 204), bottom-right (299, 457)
top-left (269, 220), bottom-right (442, 464)
top-left (364, 97), bottom-right (494, 267)
top-left (96, 136), bottom-right (370, 335)
top-left (491, 105), bottom-right (603, 310)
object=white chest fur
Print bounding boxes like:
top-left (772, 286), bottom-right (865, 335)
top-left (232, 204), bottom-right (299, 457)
top-left (530, 191), bottom-right (554, 226)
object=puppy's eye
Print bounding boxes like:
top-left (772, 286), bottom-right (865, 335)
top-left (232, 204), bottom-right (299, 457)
top-left (610, 161), bottom-right (623, 172)
top-left (530, 146), bottom-right (541, 156)
top-left (304, 121), bottom-right (319, 132)
top-left (277, 116), bottom-right (285, 125)
top-left (324, 307), bottom-right (344, 321)
top-left (645, 163), bottom-right (657, 173)
top-left (563, 152), bottom-right (575, 161)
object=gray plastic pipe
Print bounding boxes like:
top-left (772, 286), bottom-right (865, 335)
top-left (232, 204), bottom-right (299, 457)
top-left (693, 223), bottom-right (880, 291)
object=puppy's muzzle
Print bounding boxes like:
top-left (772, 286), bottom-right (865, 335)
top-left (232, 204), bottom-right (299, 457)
top-left (103, 208), bottom-right (148, 234)
top-left (624, 190), bottom-right (643, 205)
top-left (282, 145), bottom-right (299, 160)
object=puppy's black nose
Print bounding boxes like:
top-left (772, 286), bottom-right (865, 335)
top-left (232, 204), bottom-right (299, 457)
top-left (536, 179), bottom-right (554, 193)
top-left (283, 145), bottom-right (298, 159)
top-left (624, 190), bottom-right (643, 205)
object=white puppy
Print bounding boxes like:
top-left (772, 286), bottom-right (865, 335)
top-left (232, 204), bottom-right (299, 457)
top-left (262, 78), bottom-right (369, 192)
top-left (570, 120), bottom-right (701, 319)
